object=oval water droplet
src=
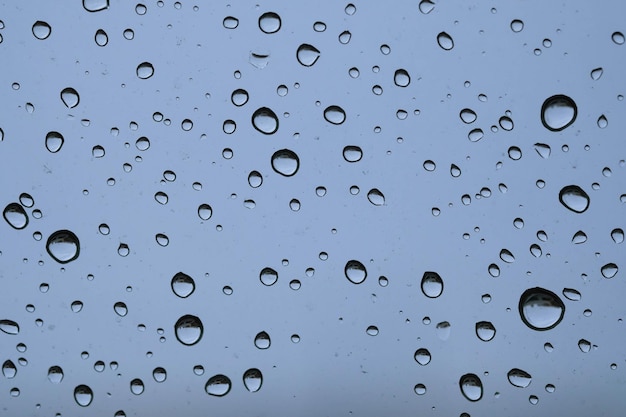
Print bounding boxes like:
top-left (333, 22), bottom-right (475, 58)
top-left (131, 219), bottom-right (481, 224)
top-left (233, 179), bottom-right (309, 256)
top-left (323, 105), bottom-right (346, 125)
top-left (174, 315), bottom-right (203, 346)
top-left (206, 375), bottom-right (231, 397)
top-left (271, 149), bottom-right (300, 177)
top-left (95, 29), bottom-right (108, 46)
top-left (590, 67), bottom-right (603, 80)
top-left (612, 31), bottom-right (625, 45)
top-left (559, 185), bottom-right (589, 213)
top-left (260, 267), bottom-right (278, 286)
top-left (113, 302), bottom-right (128, 317)
top-left (32, 21), bottom-right (51, 40)
top-left (343, 146), bottom-right (363, 162)
top-left (338, 30), bottom-right (352, 44)
top-left (251, 107), bottom-right (279, 134)
top-left (83, 0), bottom-right (109, 12)
top-left (2, 360), bottom-right (17, 378)
top-left (45, 131), bottom-right (64, 153)
top-left (154, 192), bottom-right (168, 205)
top-left (611, 228), bottom-right (624, 244)
top-left (296, 44), bottom-right (320, 67)
top-left (0, 320), bottom-right (19, 335)
top-left (74, 385), bottom-right (93, 407)
top-left (367, 189), bottom-right (385, 206)
top-left (345, 260), bottom-right (367, 284)
top-left (130, 378), bottom-right (144, 395)
top-left (460, 108), bottom-right (477, 124)
top-left (171, 272), bottom-right (195, 298)
top-left (153, 367), bottom-right (167, 383)
top-left (414, 348), bottom-right (431, 365)
top-left (198, 204), bottom-right (212, 221)
top-left (437, 32), bottom-right (454, 50)
top-left (223, 16), bottom-right (238, 29)
top-left (259, 12), bottom-right (281, 33)
top-left (71, 300), bottom-right (83, 313)
top-left (248, 171), bottom-right (263, 188)
top-left (47, 366), bottom-right (64, 384)
top-left (366, 325), bottom-right (379, 336)
top-left (421, 272), bottom-right (443, 298)
top-left (459, 374), bottom-right (483, 402)
top-left (562, 288), bottom-right (581, 301)
top-left (499, 249), bottom-right (515, 263)
top-left (231, 89), bottom-right (249, 107)
top-left (475, 321), bottom-right (496, 341)
top-left (254, 331), bottom-right (271, 349)
top-left (155, 233), bottom-right (169, 246)
top-left (519, 287), bottom-right (565, 331)
top-left (243, 368), bottom-right (263, 392)
top-left (468, 128), bottom-right (484, 142)
top-left (601, 263), bottom-right (618, 279)
top-left (541, 95), bottom-right (577, 131)
top-left (136, 62), bottom-right (154, 79)
top-left (46, 230), bottom-right (80, 263)
top-left (394, 69), bottom-right (411, 87)
top-left (507, 369), bottom-right (532, 388)
top-left (60, 88), bottom-right (80, 108)
top-left (3, 203), bottom-right (28, 229)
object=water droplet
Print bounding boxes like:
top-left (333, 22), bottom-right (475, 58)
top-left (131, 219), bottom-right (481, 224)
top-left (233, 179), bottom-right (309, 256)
top-left (71, 300), bottom-right (83, 313)
top-left (313, 21), bottom-right (326, 32)
top-left (559, 185), bottom-right (590, 213)
top-left (60, 88), bottom-right (80, 108)
top-left (271, 149), bottom-right (300, 177)
top-left (611, 228), bottom-right (624, 244)
top-left (590, 67), bottom-right (603, 80)
top-left (152, 367), bottom-right (166, 383)
top-left (572, 231), bottom-right (587, 244)
top-left (47, 366), bottom-right (64, 383)
top-left (83, 0), bottom-right (109, 12)
top-left (437, 32), bottom-right (454, 50)
top-left (488, 264), bottom-right (500, 277)
top-left (0, 320), bottom-right (19, 335)
top-left (414, 348), bottom-right (431, 365)
top-left (32, 21), bottom-right (51, 40)
top-left (419, 0), bottom-right (435, 14)
top-left (499, 249), bottom-right (515, 263)
top-left (230, 89), bottom-right (249, 107)
top-left (343, 146), bottom-right (363, 162)
top-left (323, 106), bottom-right (346, 125)
top-left (450, 164), bottom-right (461, 177)
top-left (74, 385), bottom-right (93, 407)
top-left (252, 107), bottom-right (279, 134)
top-left (364, 325), bottom-right (379, 336)
top-left (259, 12), bottom-right (281, 33)
top-left (174, 315), bottom-right (203, 346)
top-left (597, 114), bottom-right (608, 129)
top-left (345, 260), bottom-right (367, 284)
top-left (254, 331), bottom-right (271, 349)
top-left (223, 16), bottom-right (238, 29)
top-left (117, 243), bottom-right (129, 256)
top-left (289, 199), bottom-right (301, 211)
top-left (154, 192), bottom-right (168, 205)
top-left (198, 204), bottom-right (212, 221)
top-left (436, 321), bottom-right (451, 340)
top-left (414, 384), bottom-right (427, 395)
top-left (128, 378), bottom-right (144, 395)
top-left (243, 368), bottom-right (263, 392)
top-left (529, 244), bottom-right (542, 258)
top-left (45, 131), bottom-right (64, 153)
top-left (541, 95), bottom-right (577, 131)
top-left (468, 128), bottom-right (484, 142)
top-left (459, 374), bottom-right (483, 402)
top-left (612, 31), bottom-right (625, 45)
top-left (171, 272), bottom-right (195, 298)
top-left (601, 263), bottom-right (618, 279)
top-left (534, 143), bottom-right (551, 158)
top-left (296, 44), bottom-right (320, 67)
top-left (508, 146), bottom-right (522, 160)
top-left (46, 230), bottom-right (80, 263)
top-left (338, 30), bottom-right (352, 44)
top-left (155, 233), bottom-right (169, 247)
top-left (460, 108), bottom-right (477, 124)
top-left (562, 288), bottom-right (581, 301)
top-left (499, 116), bottom-right (514, 131)
top-left (260, 267), bottom-right (278, 286)
top-left (113, 302), bottom-right (128, 317)
top-left (136, 62), bottom-right (154, 79)
top-left (367, 189), bottom-right (385, 206)
top-left (2, 360), bottom-right (17, 378)
top-left (94, 29), bottom-right (108, 46)
top-left (510, 19), bottom-right (524, 32)
top-left (421, 272), bottom-right (443, 298)
top-left (3, 203), bottom-right (28, 229)
top-left (345, 3), bottom-right (356, 15)
top-left (519, 287), bottom-right (565, 331)
top-left (578, 339), bottom-right (591, 353)
top-left (475, 321), bottom-right (496, 341)
top-left (394, 69), bottom-right (411, 87)
top-left (507, 369), bottom-right (532, 388)
top-left (206, 375), bottom-right (231, 396)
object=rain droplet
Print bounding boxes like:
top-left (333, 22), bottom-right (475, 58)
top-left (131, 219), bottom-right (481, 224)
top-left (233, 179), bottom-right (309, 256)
top-left (153, 367), bottom-right (166, 383)
top-left (254, 331), bottom-right (271, 349)
top-left (519, 287), bottom-right (565, 331)
top-left (130, 378), bottom-right (144, 395)
top-left (508, 146), bottom-right (522, 160)
top-left (338, 30), bottom-right (352, 44)
top-left (271, 149), bottom-right (300, 177)
top-left (475, 321), bottom-right (496, 341)
top-left (597, 114), bottom-right (608, 129)
top-left (459, 374), bottom-right (483, 402)
top-left (32, 21), bottom-right (51, 40)
top-left (510, 19), bottom-right (524, 32)
top-left (231, 89), bottom-right (249, 107)
top-left (243, 368), bottom-right (263, 392)
top-left (394, 69), bottom-right (411, 87)
top-left (468, 128), bottom-right (484, 142)
top-left (559, 185), bottom-right (590, 213)
top-left (0, 320), bottom-right (19, 335)
top-left (206, 375), bottom-right (231, 396)
top-left (450, 164), bottom-right (461, 178)
top-left (601, 263), bottom-right (618, 279)
top-left (259, 12), bottom-right (281, 34)
top-left (323, 106), bottom-right (346, 125)
top-left (345, 3), bottom-right (356, 15)
top-left (460, 108), bottom-right (477, 124)
top-left (611, 228), bottom-right (624, 244)
top-left (414, 348), bottom-right (431, 365)
top-left (541, 95), bottom-right (577, 131)
top-left (155, 233), bottom-right (169, 247)
top-left (437, 32), bottom-right (454, 50)
top-left (198, 204), bottom-right (212, 220)
top-left (488, 264), bottom-right (500, 277)
top-left (562, 288), bottom-right (581, 301)
top-left (612, 31), bottom-right (625, 45)
top-left (296, 44), bottom-right (320, 67)
top-left (436, 321), bottom-right (451, 341)
top-left (95, 29), bottom-right (108, 46)
top-left (367, 189), bottom-right (385, 206)
top-left (590, 67), bottom-right (603, 80)
top-left (174, 315), bottom-right (203, 346)
top-left (83, 0), bottom-right (109, 12)
top-left (2, 360), bottom-right (17, 378)
top-left (419, 0), bottom-right (435, 14)
top-left (74, 385), bottom-right (93, 407)
top-left (3, 203), bottom-right (28, 229)
top-left (47, 366), bottom-right (64, 384)
top-left (414, 384), bottom-right (427, 395)
top-left (289, 199), bottom-right (301, 211)
top-left (421, 272), bottom-right (443, 298)
top-left (578, 339), bottom-right (591, 353)
top-left (343, 146), bottom-right (362, 162)
top-left (507, 369), bottom-right (532, 388)
top-left (18, 193), bottom-right (34, 208)
top-left (71, 300), bottom-right (83, 313)
top-left (136, 62), bottom-right (154, 79)
top-left (45, 131), bottom-right (64, 153)
top-left (171, 272), bottom-right (195, 298)
top-left (345, 260), bottom-right (367, 284)
top-left (529, 244), bottom-right (542, 258)
top-left (46, 230), bottom-right (80, 263)
top-left (154, 192), bottom-right (168, 205)
top-left (572, 231), bottom-right (587, 244)
top-left (60, 88), bottom-right (80, 108)
top-left (260, 267), bottom-right (278, 286)
top-left (252, 107), bottom-right (279, 134)
top-left (118, 243), bottom-right (129, 257)
top-left (223, 16), bottom-right (238, 29)
top-left (113, 302), bottom-right (128, 317)
top-left (313, 21), bottom-right (326, 32)
top-left (534, 143), bottom-right (551, 158)
top-left (499, 249), bottom-right (515, 263)
top-left (366, 325), bottom-right (379, 336)
top-left (499, 116), bottom-right (514, 131)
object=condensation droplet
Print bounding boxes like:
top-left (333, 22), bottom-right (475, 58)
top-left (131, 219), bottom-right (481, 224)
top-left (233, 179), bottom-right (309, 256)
top-left (296, 44), bottom-right (321, 67)
top-left (597, 114), bottom-right (608, 129)
top-left (46, 230), bottom-right (80, 263)
top-left (559, 185), bottom-right (590, 213)
top-left (507, 369), bottom-right (532, 388)
top-left (541, 95), bottom-right (577, 131)
top-left (421, 271), bottom-right (443, 298)
top-left (206, 374), bottom-right (231, 397)
top-left (171, 272), bottom-right (195, 298)
top-left (271, 149), bottom-right (299, 177)
top-left (519, 287), bottom-right (565, 331)
top-left (562, 288), bottom-right (581, 301)
top-left (174, 315), bottom-right (203, 346)
top-left (243, 368), bottom-right (263, 392)
top-left (223, 16), bottom-right (238, 29)
top-left (612, 31), bottom-right (625, 45)
top-left (2, 360), bottom-right (17, 378)
top-left (578, 339), bottom-right (591, 353)
top-left (345, 260), bottom-right (367, 284)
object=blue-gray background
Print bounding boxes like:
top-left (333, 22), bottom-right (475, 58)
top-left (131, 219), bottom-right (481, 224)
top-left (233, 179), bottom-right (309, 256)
top-left (1, 0), bottom-right (625, 416)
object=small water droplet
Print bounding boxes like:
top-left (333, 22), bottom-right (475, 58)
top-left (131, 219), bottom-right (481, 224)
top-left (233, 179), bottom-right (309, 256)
top-left (367, 189), bottom-right (385, 206)
top-left (601, 263), bottom-right (618, 279)
top-left (534, 143), bottom-right (551, 158)
top-left (323, 105), bottom-right (346, 125)
top-left (488, 264), bottom-right (500, 277)
top-left (0, 320), bottom-right (19, 335)
top-left (562, 288), bottom-right (581, 301)
top-left (507, 369), bottom-right (532, 388)
top-left (223, 16), bottom-right (238, 29)
top-left (590, 67), bottom-right (603, 80)
top-left (136, 62), bottom-right (154, 79)
top-left (32, 21), bottom-right (51, 40)
top-left (171, 272), bottom-right (195, 298)
top-left (254, 331), bottom-right (271, 349)
top-left (559, 185), bottom-right (590, 213)
top-left (612, 31), bottom-right (625, 45)
top-left (174, 315), bottom-right (203, 346)
top-left (71, 300), bottom-right (83, 313)
top-left (243, 368), bottom-right (263, 392)
top-left (572, 231), bottom-right (587, 244)
top-left (468, 128), bottom-right (484, 142)
top-left (393, 69), bottom-right (411, 87)
top-left (529, 244), bottom-right (542, 258)
top-left (231, 89), bottom-right (249, 107)
top-left (475, 321), bottom-right (496, 341)
top-left (206, 374), bottom-right (231, 396)
top-left (260, 267), bottom-right (278, 286)
top-left (499, 116), bottom-right (514, 131)
top-left (460, 108), bottom-right (477, 124)
top-left (74, 385), bottom-right (93, 407)
top-left (129, 378), bottom-right (144, 395)
top-left (519, 287), bottom-right (565, 331)
top-left (313, 21), bottom-right (326, 32)
top-left (113, 302), bottom-right (128, 317)
top-left (578, 338), bottom-right (591, 353)
top-left (154, 192), bottom-right (168, 205)
top-left (271, 149), bottom-right (299, 177)
top-left (296, 44), bottom-right (320, 67)
top-left (259, 12), bottom-right (281, 33)
top-left (47, 366), bottom-right (64, 384)
top-left (419, 0), bottom-right (435, 14)
top-left (83, 0), bottom-right (109, 12)
top-left (436, 321), bottom-right (451, 340)
top-left (2, 360), bottom-right (17, 378)
top-left (345, 3), bottom-right (356, 15)
top-left (289, 199), bottom-right (301, 211)
top-left (437, 32), bottom-right (454, 50)
top-left (459, 374), bottom-right (483, 402)
top-left (152, 367), bottom-right (166, 383)
top-left (60, 88), bottom-right (80, 108)
top-left (155, 233), bottom-right (169, 246)
top-left (343, 146), bottom-right (363, 162)
top-left (345, 260), bottom-right (367, 284)
top-left (45, 131), bottom-right (64, 153)
top-left (499, 249), bottom-right (515, 263)
top-left (366, 325), bottom-right (379, 336)
top-left (597, 114), bottom-right (608, 129)
top-left (508, 146), bottom-right (522, 160)
top-left (198, 204), bottom-right (212, 221)
top-left (611, 228), bottom-right (624, 244)
top-left (510, 19), bottom-right (524, 32)
top-left (3, 203), bottom-right (28, 229)
top-left (338, 30), bottom-right (352, 44)
top-left (414, 384), bottom-right (427, 395)
top-left (541, 95), bottom-right (577, 131)
top-left (95, 29), bottom-right (108, 46)
top-left (414, 348), bottom-right (431, 365)
top-left (421, 272), bottom-right (443, 298)
top-left (46, 230), bottom-right (80, 263)
top-left (252, 107), bottom-right (279, 134)
top-left (450, 164), bottom-right (461, 177)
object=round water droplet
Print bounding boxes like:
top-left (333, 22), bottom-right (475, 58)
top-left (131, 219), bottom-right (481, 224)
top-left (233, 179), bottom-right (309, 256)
top-left (289, 199), bottom-right (301, 211)
top-left (519, 287), bottom-right (565, 331)
top-left (248, 171), bottom-right (263, 188)
top-left (475, 321), bottom-right (496, 341)
top-left (206, 375), bottom-right (231, 396)
top-left (171, 272), bottom-right (195, 298)
top-left (45, 131), bottom-right (64, 153)
top-left (437, 32), bottom-right (454, 50)
top-left (271, 149), bottom-right (299, 177)
top-left (612, 31), bottom-right (625, 45)
top-left (197, 204), bottom-right (212, 221)
top-left (223, 16), bottom-right (238, 29)
top-left (510, 19), bottom-right (524, 32)
top-left (136, 62), bottom-right (154, 79)
top-left (367, 189), bottom-right (385, 206)
top-left (507, 369), bottom-right (532, 388)
top-left (155, 233), bottom-right (169, 246)
top-left (2, 360), bottom-right (17, 378)
top-left (3, 203), bottom-right (28, 229)
top-left (611, 228), bottom-right (624, 244)
top-left (421, 271), bottom-right (443, 298)
top-left (559, 185), bottom-right (589, 213)
top-left (129, 378), bottom-right (144, 395)
top-left (259, 12), bottom-right (281, 33)
top-left (95, 29), bottom-right (108, 46)
top-left (296, 44), bottom-right (320, 67)
top-left (231, 89), bottom-right (249, 107)
top-left (32, 21), bottom-right (51, 40)
top-left (113, 302), bottom-right (127, 317)
top-left (252, 107), bottom-right (279, 134)
top-left (345, 260), bottom-right (367, 284)
top-left (48, 366), bottom-right (64, 384)
top-left (460, 108), bottom-right (477, 124)
top-left (74, 385), bottom-right (93, 407)
top-left (414, 384), bottom-right (427, 395)
top-left (71, 300), bottom-right (83, 313)
top-left (254, 331), bottom-right (271, 349)
top-left (601, 263), bottom-right (618, 279)
top-left (393, 69), bottom-right (411, 87)
top-left (60, 88), bottom-right (80, 108)
top-left (459, 374), bottom-right (483, 402)
top-left (343, 146), bottom-right (362, 162)
top-left (152, 367), bottom-right (166, 383)
top-left (243, 368), bottom-right (263, 392)
top-left (366, 325), bottom-right (379, 336)
top-left (323, 106), bottom-right (346, 125)
top-left (0, 320), bottom-right (19, 335)
top-left (541, 95), bottom-right (577, 131)
top-left (260, 267), bottom-right (278, 286)
top-left (414, 348), bottom-right (431, 365)
top-left (46, 230), bottom-right (80, 263)
top-left (174, 315), bottom-right (203, 346)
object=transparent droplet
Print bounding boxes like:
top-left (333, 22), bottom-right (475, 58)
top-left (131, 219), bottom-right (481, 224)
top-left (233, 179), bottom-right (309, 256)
top-left (71, 300), bottom-right (83, 313)
top-left (366, 325), bottom-right (379, 336)
top-left (45, 131), bottom-right (64, 153)
top-left (181, 119), bottom-right (193, 131)
top-left (46, 230), bottom-right (80, 263)
top-left (153, 367), bottom-right (166, 383)
top-left (507, 369), bottom-right (532, 388)
top-left (3, 203), bottom-right (28, 229)
top-left (60, 88), bottom-right (80, 108)
top-left (562, 288), bottom-right (581, 301)
top-left (254, 331), bottom-right (271, 349)
top-left (519, 287), bottom-right (565, 331)
top-left (252, 107), bottom-right (279, 134)
top-left (289, 199), bottom-right (301, 211)
top-left (394, 69), bottom-right (411, 87)
top-left (345, 260), bottom-right (367, 284)
top-left (193, 365), bottom-right (205, 375)
top-left (260, 267), bottom-right (278, 286)
top-left (155, 233), bottom-right (169, 247)
top-left (437, 32), bottom-right (454, 50)
top-left (597, 114), bottom-right (608, 129)
top-left (510, 19), bottom-right (524, 32)
top-left (578, 339), bottom-right (591, 353)
top-left (345, 3), bottom-right (356, 15)
top-left (136, 62), bottom-right (154, 79)
top-left (174, 315), bottom-right (203, 346)
top-left (223, 16), bottom-right (238, 29)
top-left (154, 192), bottom-right (168, 205)
top-left (559, 185), bottom-right (589, 213)
top-left (206, 374), bottom-right (231, 397)
top-left (534, 143), bottom-right (551, 158)
top-left (508, 146), bottom-right (522, 160)
top-left (0, 320), bottom-right (19, 335)
top-left (2, 360), bottom-right (17, 378)
top-left (258, 12), bottom-right (281, 34)
top-left (460, 108), bottom-right (477, 124)
top-left (499, 249), bottom-right (515, 263)
top-left (343, 146), bottom-right (363, 162)
top-left (243, 368), bottom-right (263, 392)
top-left (47, 366), bottom-right (64, 384)
top-left (296, 44), bottom-right (321, 67)
top-left (421, 272), bottom-right (443, 298)
top-left (198, 204), bottom-right (212, 221)
top-left (590, 67), bottom-right (603, 80)
top-left (323, 106), bottom-right (346, 125)
top-left (601, 263), bottom-right (618, 279)
top-left (32, 21), bottom-right (51, 40)
top-left (83, 0), bottom-right (109, 12)
top-left (414, 384), bottom-right (427, 395)
top-left (436, 321), bottom-right (451, 341)
top-left (459, 374), bottom-right (483, 402)
top-left (74, 385), bottom-right (93, 407)
top-left (419, 0), bottom-right (435, 14)
top-left (231, 89), bottom-right (249, 107)
top-left (338, 30), bottom-right (352, 44)
top-left (313, 21), bottom-right (326, 32)
top-left (249, 51), bottom-right (270, 69)
top-left (271, 149), bottom-right (299, 177)
top-left (94, 29), bottom-right (108, 46)
top-left (499, 116), bottom-right (514, 131)
top-left (572, 231), bottom-right (587, 244)
top-left (171, 272), bottom-right (195, 298)
top-left (475, 321), bottom-right (496, 341)
top-left (611, 228), bottom-right (624, 244)
top-left (113, 302), bottom-right (128, 317)
top-left (612, 31), bottom-right (625, 45)
top-left (541, 95), bottom-right (577, 131)
top-left (529, 244), bottom-right (542, 258)
top-left (129, 378), bottom-right (144, 395)
top-left (450, 164), bottom-right (461, 177)
top-left (367, 189), bottom-right (385, 206)
top-left (414, 348), bottom-right (431, 365)
top-left (468, 128), bottom-right (484, 142)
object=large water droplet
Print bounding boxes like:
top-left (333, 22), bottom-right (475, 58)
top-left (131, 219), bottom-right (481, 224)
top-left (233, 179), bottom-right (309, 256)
top-left (296, 44), bottom-right (320, 66)
top-left (541, 95), bottom-right (577, 131)
top-left (243, 368), bottom-right (263, 392)
top-left (2, 360), bottom-right (17, 378)
top-left (367, 189), bottom-right (385, 206)
top-left (32, 21), bottom-right (51, 40)
top-left (271, 149), bottom-right (300, 177)
top-left (394, 69), bottom-right (411, 87)
top-left (154, 191), bottom-right (168, 205)
top-left (3, 203), bottom-right (28, 229)
top-left (559, 185), bottom-right (589, 213)
top-left (459, 374), bottom-right (483, 402)
top-left (130, 378), bottom-right (144, 395)
top-left (248, 171), bottom-right (263, 188)
top-left (345, 260), bottom-right (367, 284)
top-left (343, 146), bottom-right (362, 162)
top-left (601, 263), bottom-right (618, 279)
top-left (612, 31), bottom-right (625, 45)
top-left (74, 385), bottom-right (93, 407)
top-left (254, 331), bottom-right (271, 349)
top-left (421, 271), bottom-right (443, 298)
top-left (83, 0), bottom-right (109, 12)
top-left (252, 107), bottom-right (279, 134)
top-left (174, 315), bottom-right (203, 346)
top-left (46, 230), bottom-right (80, 263)
top-left (0, 320), bottom-right (19, 335)
top-left (475, 321), bottom-right (496, 341)
top-left (153, 367), bottom-right (167, 383)
top-left (47, 366), bottom-right (64, 384)
top-left (437, 32), bottom-right (454, 50)
top-left (260, 267), bottom-right (278, 286)
top-left (198, 204), bottom-right (212, 220)
top-left (206, 375), bottom-right (231, 397)
top-left (519, 287), bottom-right (565, 331)
top-left (507, 369), bottom-right (532, 388)
top-left (223, 16), bottom-right (238, 29)
top-left (323, 106), bottom-right (346, 125)
top-left (45, 131), bottom-right (64, 153)
top-left (510, 19), bottom-right (524, 32)
top-left (60, 88), bottom-right (80, 108)
top-left (414, 348), bottom-right (431, 365)
top-left (259, 12), bottom-right (281, 33)
top-left (136, 62), bottom-right (154, 79)
top-left (171, 272), bottom-right (195, 298)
